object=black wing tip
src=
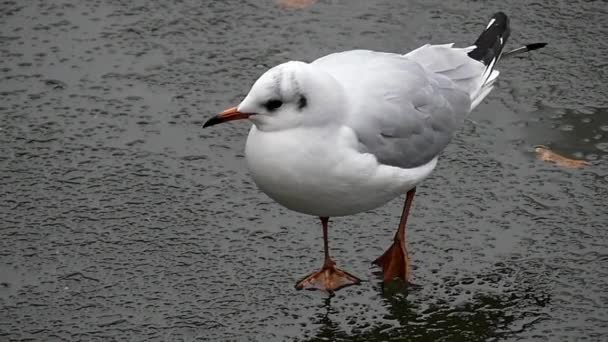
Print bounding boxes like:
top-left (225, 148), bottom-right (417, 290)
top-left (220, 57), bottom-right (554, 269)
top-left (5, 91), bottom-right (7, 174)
top-left (491, 11), bottom-right (508, 21)
top-left (526, 42), bottom-right (548, 51)
top-left (487, 12), bottom-right (510, 31)
top-left (501, 42), bottom-right (548, 58)
top-left (468, 12), bottom-right (511, 65)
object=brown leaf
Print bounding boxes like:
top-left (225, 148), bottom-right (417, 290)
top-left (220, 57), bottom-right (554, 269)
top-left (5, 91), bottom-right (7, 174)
top-left (276, 0), bottom-right (317, 10)
top-left (534, 145), bottom-right (590, 169)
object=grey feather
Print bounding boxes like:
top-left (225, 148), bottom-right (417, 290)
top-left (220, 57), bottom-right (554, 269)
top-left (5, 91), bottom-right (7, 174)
top-left (313, 49), bottom-right (479, 168)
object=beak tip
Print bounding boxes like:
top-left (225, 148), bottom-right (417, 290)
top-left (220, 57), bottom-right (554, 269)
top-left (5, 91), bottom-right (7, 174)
top-left (203, 107), bottom-right (251, 129)
top-left (203, 116), bottom-right (221, 128)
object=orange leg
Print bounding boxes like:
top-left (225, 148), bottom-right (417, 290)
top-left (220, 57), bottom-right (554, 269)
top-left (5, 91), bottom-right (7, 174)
top-left (295, 217), bottom-right (361, 293)
top-left (373, 187), bottom-right (416, 283)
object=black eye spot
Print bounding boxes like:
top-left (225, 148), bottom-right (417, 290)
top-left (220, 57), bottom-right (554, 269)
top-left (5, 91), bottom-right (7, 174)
top-left (297, 95), bottom-right (308, 110)
top-left (264, 99), bottom-right (283, 111)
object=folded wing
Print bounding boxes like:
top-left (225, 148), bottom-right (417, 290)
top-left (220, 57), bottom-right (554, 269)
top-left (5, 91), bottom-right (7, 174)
top-left (313, 48), bottom-right (482, 168)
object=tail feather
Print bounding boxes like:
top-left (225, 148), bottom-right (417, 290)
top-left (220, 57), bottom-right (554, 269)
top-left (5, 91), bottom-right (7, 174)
top-left (406, 13), bottom-right (546, 111)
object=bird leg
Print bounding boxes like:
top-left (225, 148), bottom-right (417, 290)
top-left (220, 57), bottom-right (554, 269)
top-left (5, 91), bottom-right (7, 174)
top-left (295, 217), bottom-right (361, 293)
top-left (373, 188), bottom-right (416, 283)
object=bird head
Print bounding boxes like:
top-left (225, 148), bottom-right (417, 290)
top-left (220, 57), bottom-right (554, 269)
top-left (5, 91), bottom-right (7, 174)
top-left (204, 61), bottom-right (345, 132)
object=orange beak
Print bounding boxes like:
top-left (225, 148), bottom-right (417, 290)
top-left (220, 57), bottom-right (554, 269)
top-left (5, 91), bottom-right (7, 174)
top-left (203, 106), bottom-right (253, 128)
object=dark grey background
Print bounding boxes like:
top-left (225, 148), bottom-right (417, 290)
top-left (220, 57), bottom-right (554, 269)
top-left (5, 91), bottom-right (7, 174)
top-left (1, 0), bottom-right (607, 341)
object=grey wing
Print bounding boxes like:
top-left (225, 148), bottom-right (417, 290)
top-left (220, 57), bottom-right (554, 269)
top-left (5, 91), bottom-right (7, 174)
top-left (314, 50), bottom-right (473, 169)
top-left (354, 83), bottom-right (470, 169)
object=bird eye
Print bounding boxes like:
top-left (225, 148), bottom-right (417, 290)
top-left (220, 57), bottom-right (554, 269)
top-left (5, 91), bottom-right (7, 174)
top-left (264, 99), bottom-right (283, 111)
top-left (297, 95), bottom-right (307, 110)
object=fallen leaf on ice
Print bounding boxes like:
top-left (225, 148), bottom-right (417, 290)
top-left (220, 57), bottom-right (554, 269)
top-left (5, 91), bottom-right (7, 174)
top-left (276, 0), bottom-right (317, 10)
top-left (534, 145), bottom-right (590, 169)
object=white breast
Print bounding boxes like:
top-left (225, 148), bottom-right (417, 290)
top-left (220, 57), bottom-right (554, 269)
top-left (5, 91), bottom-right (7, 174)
top-left (244, 125), bottom-right (437, 217)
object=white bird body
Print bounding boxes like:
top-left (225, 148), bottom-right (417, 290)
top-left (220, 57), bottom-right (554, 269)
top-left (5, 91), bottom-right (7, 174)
top-left (204, 12), bottom-right (542, 291)
top-left (241, 46), bottom-right (488, 217)
top-left (246, 123), bottom-right (437, 216)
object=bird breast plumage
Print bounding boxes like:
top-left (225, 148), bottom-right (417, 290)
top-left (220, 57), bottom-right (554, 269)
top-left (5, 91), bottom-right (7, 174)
top-left (244, 124), bottom-right (437, 217)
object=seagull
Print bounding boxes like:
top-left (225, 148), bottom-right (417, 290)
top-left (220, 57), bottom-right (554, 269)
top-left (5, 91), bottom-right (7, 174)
top-left (204, 12), bottom-right (545, 293)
